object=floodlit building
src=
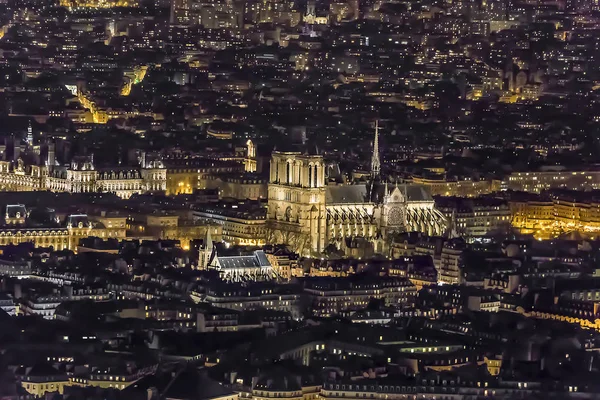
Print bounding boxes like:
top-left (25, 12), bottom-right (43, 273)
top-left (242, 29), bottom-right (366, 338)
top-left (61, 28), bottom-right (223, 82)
top-left (266, 126), bottom-right (447, 256)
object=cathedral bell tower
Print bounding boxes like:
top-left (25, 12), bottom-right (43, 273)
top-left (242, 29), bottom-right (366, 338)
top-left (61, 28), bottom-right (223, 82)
top-left (266, 149), bottom-right (326, 256)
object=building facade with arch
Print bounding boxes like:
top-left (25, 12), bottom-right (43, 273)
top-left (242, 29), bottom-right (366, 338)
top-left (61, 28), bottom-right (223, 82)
top-left (266, 149), bottom-right (328, 255)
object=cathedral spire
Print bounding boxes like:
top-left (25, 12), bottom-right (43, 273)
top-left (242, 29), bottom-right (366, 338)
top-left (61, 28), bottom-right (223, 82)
top-left (371, 120), bottom-right (381, 178)
top-left (199, 228), bottom-right (214, 270)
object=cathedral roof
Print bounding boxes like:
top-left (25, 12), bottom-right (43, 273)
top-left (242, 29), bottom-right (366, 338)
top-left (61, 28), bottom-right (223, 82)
top-left (326, 185), bottom-right (368, 204)
top-left (273, 143), bottom-right (321, 156)
top-left (394, 184), bottom-right (434, 202)
top-left (325, 183), bottom-right (434, 205)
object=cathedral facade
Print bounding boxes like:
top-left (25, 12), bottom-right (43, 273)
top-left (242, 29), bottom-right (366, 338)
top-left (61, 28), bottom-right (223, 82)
top-left (266, 150), bottom-right (328, 255)
top-left (266, 126), bottom-right (448, 256)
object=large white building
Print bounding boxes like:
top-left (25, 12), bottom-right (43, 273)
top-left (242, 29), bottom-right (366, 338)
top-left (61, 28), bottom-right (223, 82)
top-left (0, 155), bottom-right (166, 199)
top-left (266, 126), bottom-right (448, 256)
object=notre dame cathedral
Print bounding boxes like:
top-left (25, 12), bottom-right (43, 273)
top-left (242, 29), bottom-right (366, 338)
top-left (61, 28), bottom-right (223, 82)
top-left (266, 124), bottom-right (448, 257)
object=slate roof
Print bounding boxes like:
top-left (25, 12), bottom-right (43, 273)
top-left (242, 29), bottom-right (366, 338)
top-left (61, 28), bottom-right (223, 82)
top-left (67, 214), bottom-right (90, 227)
top-left (164, 368), bottom-right (235, 400)
top-left (254, 371), bottom-right (301, 391)
top-left (28, 363), bottom-right (63, 377)
top-left (119, 366), bottom-right (235, 400)
top-left (397, 184), bottom-right (433, 202)
top-left (326, 185), bottom-right (368, 204)
top-left (5, 204), bottom-right (27, 218)
top-left (217, 250), bottom-right (271, 269)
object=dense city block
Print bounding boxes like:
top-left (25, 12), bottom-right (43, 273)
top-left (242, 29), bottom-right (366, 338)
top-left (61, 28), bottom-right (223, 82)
top-left (1, 0), bottom-right (600, 398)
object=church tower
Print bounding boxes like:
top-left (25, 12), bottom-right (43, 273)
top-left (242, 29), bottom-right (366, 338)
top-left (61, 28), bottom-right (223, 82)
top-left (305, 0), bottom-right (316, 23)
top-left (370, 120), bottom-right (381, 178)
top-left (306, 0), bottom-right (315, 16)
top-left (266, 149), bottom-right (326, 255)
top-left (245, 139), bottom-right (257, 172)
top-left (199, 228), bottom-right (214, 270)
